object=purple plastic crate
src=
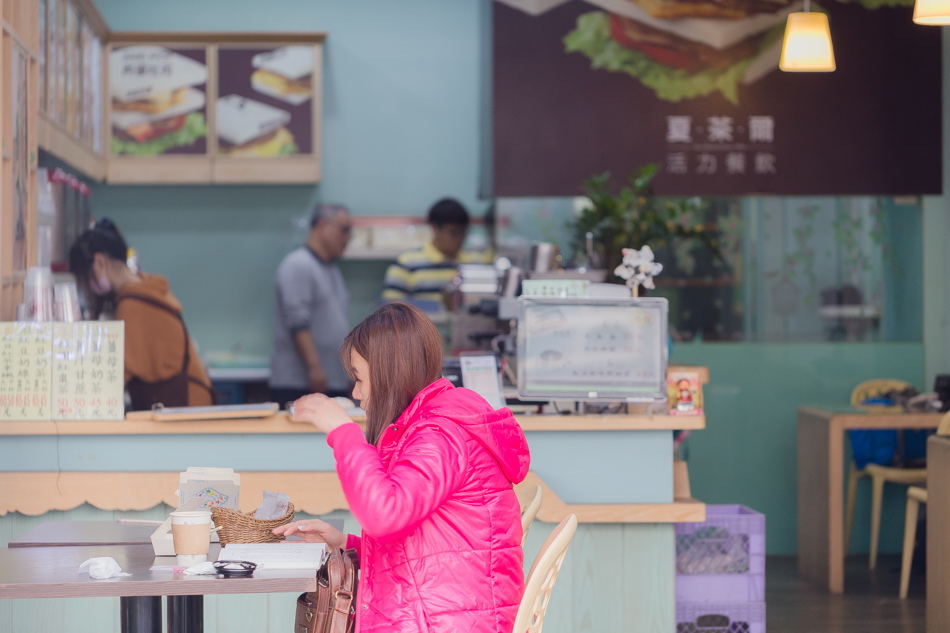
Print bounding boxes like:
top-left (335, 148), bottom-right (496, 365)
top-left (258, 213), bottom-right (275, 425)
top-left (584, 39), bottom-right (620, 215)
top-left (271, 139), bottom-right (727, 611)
top-left (676, 504), bottom-right (765, 603)
top-left (676, 601), bottom-right (765, 633)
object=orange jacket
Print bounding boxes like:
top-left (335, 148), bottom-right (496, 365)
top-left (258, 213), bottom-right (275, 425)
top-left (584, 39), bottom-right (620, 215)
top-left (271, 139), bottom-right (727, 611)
top-left (116, 273), bottom-right (213, 408)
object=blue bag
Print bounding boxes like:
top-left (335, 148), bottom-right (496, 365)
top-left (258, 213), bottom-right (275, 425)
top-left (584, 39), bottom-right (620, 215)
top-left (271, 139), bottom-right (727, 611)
top-left (849, 429), bottom-right (898, 469)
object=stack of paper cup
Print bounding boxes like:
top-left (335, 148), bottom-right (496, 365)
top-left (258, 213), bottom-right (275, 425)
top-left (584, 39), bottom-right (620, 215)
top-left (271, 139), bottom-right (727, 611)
top-left (54, 282), bottom-right (81, 322)
top-left (23, 267), bottom-right (54, 322)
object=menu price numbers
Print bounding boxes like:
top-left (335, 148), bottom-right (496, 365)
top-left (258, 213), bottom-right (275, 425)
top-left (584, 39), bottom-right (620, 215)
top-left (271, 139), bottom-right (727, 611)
top-left (0, 322), bottom-right (53, 420)
top-left (51, 322), bottom-right (125, 421)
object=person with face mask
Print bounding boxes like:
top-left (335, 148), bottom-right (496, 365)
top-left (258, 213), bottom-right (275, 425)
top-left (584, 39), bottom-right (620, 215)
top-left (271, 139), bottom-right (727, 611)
top-left (68, 218), bottom-right (215, 411)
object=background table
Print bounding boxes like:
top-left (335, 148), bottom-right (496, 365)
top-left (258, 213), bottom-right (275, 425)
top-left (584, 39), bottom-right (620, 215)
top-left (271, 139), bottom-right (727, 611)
top-left (797, 406), bottom-right (942, 594)
top-left (0, 544), bottom-right (316, 633)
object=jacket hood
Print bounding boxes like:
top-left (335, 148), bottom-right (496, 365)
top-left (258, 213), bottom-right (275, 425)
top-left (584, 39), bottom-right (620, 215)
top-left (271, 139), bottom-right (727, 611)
top-left (405, 378), bottom-right (530, 484)
top-left (117, 273), bottom-right (182, 313)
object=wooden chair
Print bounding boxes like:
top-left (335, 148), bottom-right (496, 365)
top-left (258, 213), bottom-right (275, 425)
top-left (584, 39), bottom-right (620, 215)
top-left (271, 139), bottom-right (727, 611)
top-left (899, 485), bottom-right (927, 599)
top-left (512, 514), bottom-right (578, 633)
top-left (518, 484), bottom-right (543, 548)
top-left (938, 409), bottom-right (950, 436)
top-left (897, 412), bottom-right (950, 598)
top-left (844, 379), bottom-right (927, 569)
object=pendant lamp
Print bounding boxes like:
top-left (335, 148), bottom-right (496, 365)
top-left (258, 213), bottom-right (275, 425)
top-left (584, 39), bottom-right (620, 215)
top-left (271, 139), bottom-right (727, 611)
top-left (913, 0), bottom-right (950, 24)
top-left (779, 0), bottom-right (835, 72)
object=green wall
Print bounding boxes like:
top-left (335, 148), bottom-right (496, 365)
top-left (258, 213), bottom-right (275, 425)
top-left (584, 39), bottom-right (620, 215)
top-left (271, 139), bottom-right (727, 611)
top-left (671, 342), bottom-right (925, 555)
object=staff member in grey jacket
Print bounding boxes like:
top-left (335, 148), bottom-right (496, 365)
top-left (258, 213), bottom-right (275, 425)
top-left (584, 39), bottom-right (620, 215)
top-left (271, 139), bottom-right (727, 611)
top-left (269, 203), bottom-right (353, 407)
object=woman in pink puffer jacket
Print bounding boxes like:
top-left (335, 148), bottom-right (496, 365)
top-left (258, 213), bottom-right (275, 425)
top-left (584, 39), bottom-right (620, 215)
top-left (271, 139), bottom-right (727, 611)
top-left (276, 302), bottom-right (531, 633)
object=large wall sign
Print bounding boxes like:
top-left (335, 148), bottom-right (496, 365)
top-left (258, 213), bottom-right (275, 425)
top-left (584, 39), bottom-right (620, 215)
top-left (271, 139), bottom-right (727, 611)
top-left (493, 0), bottom-right (941, 196)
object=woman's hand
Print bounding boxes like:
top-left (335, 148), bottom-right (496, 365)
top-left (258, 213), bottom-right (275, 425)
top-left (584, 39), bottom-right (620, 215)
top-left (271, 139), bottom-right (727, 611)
top-left (292, 392), bottom-right (351, 435)
top-left (273, 518), bottom-right (347, 549)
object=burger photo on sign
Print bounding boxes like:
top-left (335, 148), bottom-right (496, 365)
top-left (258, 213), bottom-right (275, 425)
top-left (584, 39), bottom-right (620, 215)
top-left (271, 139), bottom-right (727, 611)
top-left (250, 46), bottom-right (314, 106)
top-left (498, 0), bottom-right (802, 105)
top-left (110, 46), bottom-right (209, 156)
top-left (216, 94), bottom-right (298, 157)
top-left (562, 0), bottom-right (803, 104)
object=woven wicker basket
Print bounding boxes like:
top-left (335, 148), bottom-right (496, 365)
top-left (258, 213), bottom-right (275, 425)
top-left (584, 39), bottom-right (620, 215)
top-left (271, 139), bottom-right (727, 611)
top-left (211, 503), bottom-right (295, 544)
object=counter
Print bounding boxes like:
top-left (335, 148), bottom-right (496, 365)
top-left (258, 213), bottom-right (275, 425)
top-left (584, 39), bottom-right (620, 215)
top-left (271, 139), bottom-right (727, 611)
top-left (1, 384), bottom-right (708, 633)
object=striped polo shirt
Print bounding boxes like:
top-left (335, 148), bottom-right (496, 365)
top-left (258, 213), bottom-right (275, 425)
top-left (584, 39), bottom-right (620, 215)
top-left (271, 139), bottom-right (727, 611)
top-left (382, 240), bottom-right (491, 306)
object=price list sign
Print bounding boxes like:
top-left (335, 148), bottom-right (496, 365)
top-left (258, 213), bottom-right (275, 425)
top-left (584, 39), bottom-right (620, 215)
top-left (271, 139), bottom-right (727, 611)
top-left (0, 322), bottom-right (53, 420)
top-left (52, 321), bottom-right (125, 420)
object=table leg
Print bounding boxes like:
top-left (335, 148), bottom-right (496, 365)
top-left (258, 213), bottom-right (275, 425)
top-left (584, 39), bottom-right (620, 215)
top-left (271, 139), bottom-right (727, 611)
top-left (120, 596), bottom-right (162, 633)
top-left (828, 420), bottom-right (845, 593)
top-left (798, 410), bottom-right (833, 590)
top-left (168, 595), bottom-right (204, 633)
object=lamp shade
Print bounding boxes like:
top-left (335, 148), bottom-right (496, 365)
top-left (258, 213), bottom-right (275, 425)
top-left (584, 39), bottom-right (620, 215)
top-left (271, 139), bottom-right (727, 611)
top-left (913, 0), bottom-right (950, 24)
top-left (779, 13), bottom-right (835, 72)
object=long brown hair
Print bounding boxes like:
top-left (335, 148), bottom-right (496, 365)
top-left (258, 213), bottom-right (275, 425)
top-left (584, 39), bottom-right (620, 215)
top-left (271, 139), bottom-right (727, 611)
top-left (340, 303), bottom-right (444, 445)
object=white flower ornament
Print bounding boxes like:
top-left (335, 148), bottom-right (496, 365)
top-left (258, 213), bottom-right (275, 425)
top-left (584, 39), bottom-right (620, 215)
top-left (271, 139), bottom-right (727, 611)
top-left (614, 245), bottom-right (663, 292)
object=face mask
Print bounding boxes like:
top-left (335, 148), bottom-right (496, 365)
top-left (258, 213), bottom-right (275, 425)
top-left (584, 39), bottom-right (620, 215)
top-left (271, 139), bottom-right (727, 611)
top-left (89, 273), bottom-right (112, 296)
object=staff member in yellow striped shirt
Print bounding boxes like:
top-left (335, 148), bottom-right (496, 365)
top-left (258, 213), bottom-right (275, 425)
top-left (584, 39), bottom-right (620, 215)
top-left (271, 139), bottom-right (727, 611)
top-left (381, 198), bottom-right (487, 310)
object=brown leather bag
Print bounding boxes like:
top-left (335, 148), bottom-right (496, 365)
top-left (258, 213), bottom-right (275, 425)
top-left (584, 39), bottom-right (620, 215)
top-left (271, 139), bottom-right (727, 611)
top-left (295, 548), bottom-right (360, 633)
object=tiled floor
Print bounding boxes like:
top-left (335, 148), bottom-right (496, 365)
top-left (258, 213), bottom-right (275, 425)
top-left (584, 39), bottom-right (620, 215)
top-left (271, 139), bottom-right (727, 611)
top-left (766, 554), bottom-right (926, 633)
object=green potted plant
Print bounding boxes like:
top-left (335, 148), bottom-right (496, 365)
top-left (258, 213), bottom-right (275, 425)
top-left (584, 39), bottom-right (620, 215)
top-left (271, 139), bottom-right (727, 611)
top-left (569, 163), bottom-right (720, 282)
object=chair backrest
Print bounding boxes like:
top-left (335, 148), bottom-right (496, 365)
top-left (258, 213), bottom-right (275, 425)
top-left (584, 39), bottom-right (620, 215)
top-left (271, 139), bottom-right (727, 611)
top-left (517, 484), bottom-right (543, 547)
top-left (512, 514), bottom-right (578, 633)
top-left (850, 379), bottom-right (913, 413)
top-left (938, 410), bottom-right (950, 436)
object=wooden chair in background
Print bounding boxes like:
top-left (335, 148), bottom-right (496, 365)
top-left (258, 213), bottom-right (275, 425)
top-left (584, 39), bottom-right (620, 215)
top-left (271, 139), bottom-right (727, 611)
top-left (899, 485), bottom-right (928, 599)
top-left (512, 513), bottom-right (578, 633)
top-left (844, 379), bottom-right (927, 569)
top-left (518, 484), bottom-right (543, 548)
top-left (898, 411), bottom-right (950, 598)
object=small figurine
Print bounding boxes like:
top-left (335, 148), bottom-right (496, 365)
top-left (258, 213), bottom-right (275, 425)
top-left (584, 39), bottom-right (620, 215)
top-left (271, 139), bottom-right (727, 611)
top-left (668, 371), bottom-right (703, 416)
top-left (675, 378), bottom-right (694, 412)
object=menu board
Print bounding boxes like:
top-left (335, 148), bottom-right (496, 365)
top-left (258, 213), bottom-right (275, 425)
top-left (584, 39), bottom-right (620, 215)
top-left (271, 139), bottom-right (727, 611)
top-left (110, 46), bottom-right (209, 157)
top-left (52, 322), bottom-right (125, 420)
top-left (0, 323), bottom-right (53, 421)
top-left (517, 297), bottom-right (669, 401)
top-left (216, 46), bottom-right (314, 157)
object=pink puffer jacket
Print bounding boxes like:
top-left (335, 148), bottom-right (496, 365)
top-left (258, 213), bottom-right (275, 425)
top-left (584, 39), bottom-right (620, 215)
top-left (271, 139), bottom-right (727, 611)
top-left (326, 378), bottom-right (531, 633)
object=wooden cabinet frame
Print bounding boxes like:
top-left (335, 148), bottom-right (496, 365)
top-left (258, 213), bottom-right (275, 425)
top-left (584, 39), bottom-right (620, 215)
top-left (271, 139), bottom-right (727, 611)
top-left (1, 0), bottom-right (39, 321)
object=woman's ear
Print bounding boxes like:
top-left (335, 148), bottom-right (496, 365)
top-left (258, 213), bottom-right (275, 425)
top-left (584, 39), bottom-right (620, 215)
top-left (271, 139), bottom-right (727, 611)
top-left (90, 252), bottom-right (109, 275)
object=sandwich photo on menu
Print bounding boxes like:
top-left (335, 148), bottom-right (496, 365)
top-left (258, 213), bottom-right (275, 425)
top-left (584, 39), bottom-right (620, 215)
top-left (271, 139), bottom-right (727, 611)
top-left (110, 46), bottom-right (209, 156)
top-left (216, 94), bottom-right (298, 157)
top-left (559, 0), bottom-right (802, 104)
top-left (250, 45), bottom-right (314, 106)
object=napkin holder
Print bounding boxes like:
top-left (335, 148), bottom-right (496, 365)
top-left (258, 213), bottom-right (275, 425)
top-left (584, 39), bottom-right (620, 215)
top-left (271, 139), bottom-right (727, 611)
top-left (178, 466), bottom-right (241, 510)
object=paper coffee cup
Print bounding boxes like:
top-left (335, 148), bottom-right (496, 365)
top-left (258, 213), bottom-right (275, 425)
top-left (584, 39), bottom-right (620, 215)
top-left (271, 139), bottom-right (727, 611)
top-left (171, 510), bottom-right (213, 557)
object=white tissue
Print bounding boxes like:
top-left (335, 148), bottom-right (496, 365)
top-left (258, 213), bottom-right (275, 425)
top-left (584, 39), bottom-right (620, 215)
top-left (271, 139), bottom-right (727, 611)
top-left (253, 490), bottom-right (290, 520)
top-left (183, 562), bottom-right (217, 575)
top-left (78, 557), bottom-right (132, 579)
